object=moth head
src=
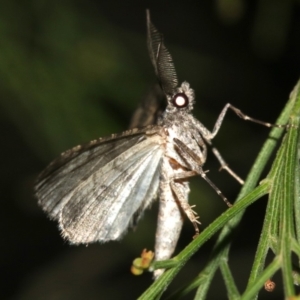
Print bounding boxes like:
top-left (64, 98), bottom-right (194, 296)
top-left (167, 81), bottom-right (195, 113)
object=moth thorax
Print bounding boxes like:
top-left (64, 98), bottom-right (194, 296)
top-left (172, 93), bottom-right (189, 108)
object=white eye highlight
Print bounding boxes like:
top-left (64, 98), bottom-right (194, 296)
top-left (172, 93), bottom-right (189, 108)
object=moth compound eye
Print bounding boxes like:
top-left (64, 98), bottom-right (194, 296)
top-left (172, 93), bottom-right (189, 108)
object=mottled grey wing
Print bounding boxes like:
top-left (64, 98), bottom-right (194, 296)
top-left (146, 10), bottom-right (178, 96)
top-left (35, 126), bottom-right (164, 244)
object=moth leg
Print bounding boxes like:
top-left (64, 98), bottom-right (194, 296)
top-left (205, 103), bottom-right (285, 140)
top-left (211, 147), bottom-right (244, 185)
top-left (189, 114), bottom-right (243, 184)
top-left (173, 138), bottom-right (232, 207)
top-left (170, 176), bottom-right (200, 236)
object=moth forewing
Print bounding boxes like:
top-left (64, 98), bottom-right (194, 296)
top-left (61, 136), bottom-right (165, 244)
top-left (35, 126), bottom-right (165, 244)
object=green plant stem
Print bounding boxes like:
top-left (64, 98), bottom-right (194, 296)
top-left (220, 260), bottom-right (240, 299)
top-left (191, 84), bottom-right (297, 299)
top-left (139, 183), bottom-right (269, 300)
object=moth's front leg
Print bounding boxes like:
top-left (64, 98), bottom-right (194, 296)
top-left (170, 172), bottom-right (201, 236)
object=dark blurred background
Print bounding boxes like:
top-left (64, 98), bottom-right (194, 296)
top-left (1, 0), bottom-right (299, 299)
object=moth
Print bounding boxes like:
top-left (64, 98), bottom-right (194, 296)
top-left (35, 11), bottom-right (279, 278)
